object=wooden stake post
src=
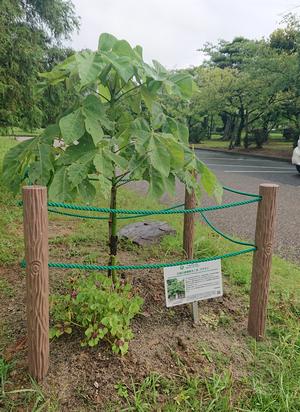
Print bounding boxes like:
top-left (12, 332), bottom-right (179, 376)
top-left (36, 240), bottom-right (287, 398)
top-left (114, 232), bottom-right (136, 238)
top-left (23, 186), bottom-right (49, 381)
top-left (183, 185), bottom-right (199, 324)
top-left (248, 183), bottom-right (279, 340)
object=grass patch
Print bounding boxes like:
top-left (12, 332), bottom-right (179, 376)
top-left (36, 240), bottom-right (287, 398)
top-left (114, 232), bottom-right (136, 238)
top-left (0, 127), bottom-right (43, 138)
top-left (0, 137), bottom-right (23, 265)
top-left (194, 139), bottom-right (292, 153)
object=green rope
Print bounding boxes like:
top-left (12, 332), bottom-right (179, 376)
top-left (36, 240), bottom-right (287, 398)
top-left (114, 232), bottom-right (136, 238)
top-left (46, 196), bottom-right (260, 215)
top-left (47, 208), bottom-right (109, 220)
top-left (20, 247), bottom-right (255, 272)
top-left (223, 186), bottom-right (262, 199)
top-left (47, 203), bottom-right (185, 220)
top-left (18, 186), bottom-right (261, 217)
top-left (199, 211), bottom-right (256, 248)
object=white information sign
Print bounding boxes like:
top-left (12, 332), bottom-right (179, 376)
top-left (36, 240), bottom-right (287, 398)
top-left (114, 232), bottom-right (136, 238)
top-left (164, 260), bottom-right (223, 307)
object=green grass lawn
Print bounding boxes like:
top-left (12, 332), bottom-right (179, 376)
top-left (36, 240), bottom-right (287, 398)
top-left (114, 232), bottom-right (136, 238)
top-left (195, 139), bottom-right (292, 152)
top-left (0, 127), bottom-right (43, 138)
top-left (194, 135), bottom-right (293, 153)
top-left (0, 136), bottom-right (299, 411)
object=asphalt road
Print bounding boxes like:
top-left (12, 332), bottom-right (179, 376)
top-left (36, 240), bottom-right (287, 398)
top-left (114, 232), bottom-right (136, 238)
top-left (196, 150), bottom-right (299, 187)
top-left (194, 150), bottom-right (300, 264)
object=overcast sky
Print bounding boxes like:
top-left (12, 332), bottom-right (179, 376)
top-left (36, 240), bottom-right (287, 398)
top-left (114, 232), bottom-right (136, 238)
top-left (70, 0), bottom-right (299, 69)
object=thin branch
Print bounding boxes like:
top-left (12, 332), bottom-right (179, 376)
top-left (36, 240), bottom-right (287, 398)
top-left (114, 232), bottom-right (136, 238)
top-left (115, 83), bottom-right (145, 102)
top-left (116, 179), bottom-right (136, 188)
top-left (115, 170), bottom-right (131, 183)
top-left (88, 87), bottom-right (110, 102)
top-left (114, 74), bottom-right (136, 96)
top-left (112, 142), bottom-right (133, 154)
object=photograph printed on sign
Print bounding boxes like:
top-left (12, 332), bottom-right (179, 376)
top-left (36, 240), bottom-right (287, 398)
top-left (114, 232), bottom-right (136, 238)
top-left (164, 260), bottom-right (223, 307)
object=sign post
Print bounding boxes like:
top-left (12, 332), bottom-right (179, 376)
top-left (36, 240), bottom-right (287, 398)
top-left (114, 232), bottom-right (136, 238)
top-left (183, 182), bottom-right (199, 323)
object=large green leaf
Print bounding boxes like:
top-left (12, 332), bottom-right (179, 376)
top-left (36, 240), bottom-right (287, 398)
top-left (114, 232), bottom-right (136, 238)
top-left (106, 151), bottom-right (128, 170)
top-left (128, 93), bottom-right (141, 114)
top-left (148, 134), bottom-right (170, 177)
top-left (75, 51), bottom-right (104, 87)
top-left (169, 73), bottom-right (193, 98)
top-left (84, 95), bottom-right (113, 131)
top-left (164, 173), bottom-right (176, 196)
top-left (48, 167), bottom-right (76, 201)
top-left (28, 143), bottom-right (54, 185)
top-left (78, 179), bottom-right (96, 200)
top-left (152, 60), bottom-right (168, 78)
top-left (39, 124), bottom-right (60, 144)
top-left (59, 109), bottom-right (85, 144)
top-left (148, 168), bottom-right (165, 198)
top-left (126, 154), bottom-right (148, 181)
top-left (163, 135), bottom-right (185, 170)
top-left (67, 151), bottom-right (96, 187)
top-left (81, 95), bottom-right (106, 144)
top-left (93, 150), bottom-right (113, 198)
top-left (133, 45), bottom-right (143, 59)
top-left (151, 102), bottom-right (165, 129)
top-left (56, 134), bottom-right (95, 166)
top-left (197, 160), bottom-right (223, 203)
top-left (98, 83), bottom-right (111, 102)
top-left (93, 150), bottom-right (114, 178)
top-left (113, 40), bottom-right (136, 59)
top-left (141, 85), bottom-right (155, 111)
top-left (164, 118), bottom-right (189, 144)
top-left (39, 55), bottom-right (77, 86)
top-left (98, 33), bottom-right (117, 51)
top-left (1, 138), bottom-right (35, 193)
top-left (102, 52), bottom-right (134, 83)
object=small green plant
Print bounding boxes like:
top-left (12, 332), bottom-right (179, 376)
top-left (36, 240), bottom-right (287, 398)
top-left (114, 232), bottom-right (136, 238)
top-left (0, 356), bottom-right (11, 397)
top-left (50, 273), bottom-right (143, 355)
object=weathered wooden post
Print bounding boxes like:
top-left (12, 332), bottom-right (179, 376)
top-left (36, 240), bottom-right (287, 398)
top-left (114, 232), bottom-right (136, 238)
top-left (248, 183), bottom-right (279, 340)
top-left (183, 183), bottom-right (199, 324)
top-left (23, 186), bottom-right (49, 381)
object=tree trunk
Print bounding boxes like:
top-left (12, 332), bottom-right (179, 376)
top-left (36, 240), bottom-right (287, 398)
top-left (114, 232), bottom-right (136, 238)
top-left (222, 114), bottom-right (232, 141)
top-left (262, 118), bottom-right (269, 144)
top-left (108, 175), bottom-right (118, 283)
top-left (243, 111), bottom-right (249, 149)
top-left (207, 115), bottom-right (214, 139)
top-left (229, 116), bottom-right (240, 149)
top-left (235, 107), bottom-right (245, 147)
top-left (202, 116), bottom-right (209, 138)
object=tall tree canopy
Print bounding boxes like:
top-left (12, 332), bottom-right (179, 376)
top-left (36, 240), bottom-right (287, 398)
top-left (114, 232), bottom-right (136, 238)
top-left (163, 15), bottom-right (300, 149)
top-left (0, 0), bottom-right (79, 130)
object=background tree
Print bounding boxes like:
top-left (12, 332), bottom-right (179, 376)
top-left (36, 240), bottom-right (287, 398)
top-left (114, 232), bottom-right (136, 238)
top-left (0, 0), bottom-right (79, 131)
top-left (187, 16), bottom-right (300, 149)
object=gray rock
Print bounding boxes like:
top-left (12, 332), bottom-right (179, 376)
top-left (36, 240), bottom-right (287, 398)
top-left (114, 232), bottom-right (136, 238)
top-left (118, 221), bottom-right (176, 246)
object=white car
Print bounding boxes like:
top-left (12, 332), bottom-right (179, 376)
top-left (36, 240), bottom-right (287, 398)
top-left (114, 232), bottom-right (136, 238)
top-left (292, 139), bottom-right (300, 173)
